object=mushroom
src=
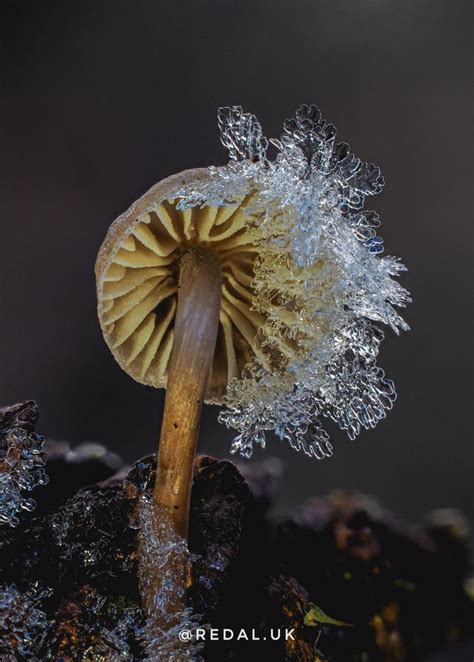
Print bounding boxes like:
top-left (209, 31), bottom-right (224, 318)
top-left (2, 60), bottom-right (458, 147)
top-left (96, 104), bottom-right (410, 546)
top-left (96, 168), bottom-right (274, 538)
top-left (96, 104), bottom-right (410, 646)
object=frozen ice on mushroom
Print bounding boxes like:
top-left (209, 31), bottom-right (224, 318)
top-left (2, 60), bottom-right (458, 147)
top-left (173, 105), bottom-right (411, 459)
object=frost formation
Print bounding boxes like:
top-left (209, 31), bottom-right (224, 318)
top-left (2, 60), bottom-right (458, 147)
top-left (137, 494), bottom-right (204, 661)
top-left (175, 105), bottom-right (410, 460)
top-left (0, 583), bottom-right (51, 659)
top-left (0, 402), bottom-right (48, 528)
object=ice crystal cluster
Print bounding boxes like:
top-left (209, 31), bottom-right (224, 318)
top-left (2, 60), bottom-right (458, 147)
top-left (175, 105), bottom-right (410, 459)
top-left (137, 494), bottom-right (204, 661)
top-left (0, 583), bottom-right (51, 659)
top-left (0, 402), bottom-right (49, 528)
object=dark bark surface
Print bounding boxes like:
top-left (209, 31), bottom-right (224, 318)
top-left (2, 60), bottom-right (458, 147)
top-left (0, 402), bottom-right (472, 660)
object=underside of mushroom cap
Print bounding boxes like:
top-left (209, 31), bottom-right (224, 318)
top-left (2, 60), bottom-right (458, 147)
top-left (96, 168), bottom-right (272, 404)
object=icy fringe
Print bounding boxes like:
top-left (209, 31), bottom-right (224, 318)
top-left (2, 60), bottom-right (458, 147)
top-left (137, 495), bottom-right (204, 661)
top-left (0, 583), bottom-right (52, 659)
top-left (0, 424), bottom-right (48, 528)
top-left (174, 105), bottom-right (410, 460)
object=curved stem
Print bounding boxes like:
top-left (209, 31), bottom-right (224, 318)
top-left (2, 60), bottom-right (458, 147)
top-left (153, 246), bottom-right (222, 539)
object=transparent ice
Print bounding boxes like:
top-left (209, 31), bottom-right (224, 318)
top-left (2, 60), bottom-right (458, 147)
top-left (137, 494), bottom-right (204, 661)
top-left (174, 105), bottom-right (410, 460)
top-left (0, 583), bottom-right (51, 659)
top-left (0, 484), bottom-right (205, 658)
top-left (0, 413), bottom-right (49, 528)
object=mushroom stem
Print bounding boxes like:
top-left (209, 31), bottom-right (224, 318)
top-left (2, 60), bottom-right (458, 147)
top-left (153, 246), bottom-right (222, 539)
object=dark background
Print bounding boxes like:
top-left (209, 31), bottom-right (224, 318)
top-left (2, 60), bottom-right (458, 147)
top-left (1, 0), bottom-right (472, 523)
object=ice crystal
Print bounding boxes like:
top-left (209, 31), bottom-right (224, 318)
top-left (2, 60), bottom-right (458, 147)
top-left (137, 494), bottom-right (204, 661)
top-left (0, 583), bottom-right (52, 659)
top-left (174, 105), bottom-right (410, 460)
top-left (0, 402), bottom-right (49, 528)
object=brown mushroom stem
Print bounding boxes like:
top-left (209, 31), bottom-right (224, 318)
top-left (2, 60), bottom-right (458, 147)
top-left (153, 246), bottom-right (222, 539)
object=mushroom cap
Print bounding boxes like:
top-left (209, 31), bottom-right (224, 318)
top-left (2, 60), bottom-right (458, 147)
top-left (96, 168), bottom-right (267, 404)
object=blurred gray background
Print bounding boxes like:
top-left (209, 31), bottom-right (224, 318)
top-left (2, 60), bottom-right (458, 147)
top-left (1, 0), bottom-right (472, 522)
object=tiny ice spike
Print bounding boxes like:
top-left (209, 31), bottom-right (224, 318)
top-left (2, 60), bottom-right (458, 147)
top-left (174, 105), bottom-right (411, 459)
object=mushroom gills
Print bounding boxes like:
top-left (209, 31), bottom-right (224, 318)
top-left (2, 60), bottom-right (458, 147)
top-left (98, 198), bottom-right (266, 402)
